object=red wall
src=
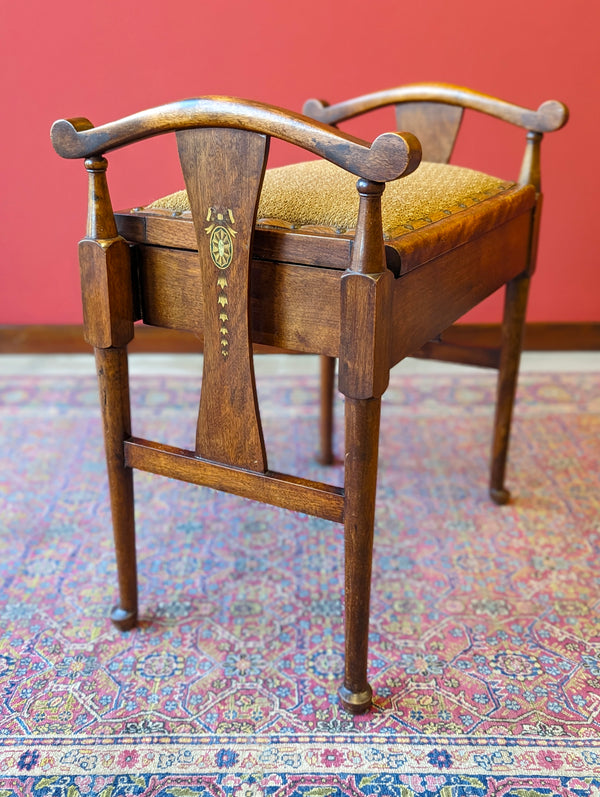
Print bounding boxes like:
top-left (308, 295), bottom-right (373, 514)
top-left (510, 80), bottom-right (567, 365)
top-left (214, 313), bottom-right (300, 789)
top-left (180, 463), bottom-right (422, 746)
top-left (1, 0), bottom-right (598, 325)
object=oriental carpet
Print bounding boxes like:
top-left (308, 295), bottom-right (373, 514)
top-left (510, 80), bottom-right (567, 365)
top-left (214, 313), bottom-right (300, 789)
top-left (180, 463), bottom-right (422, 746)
top-left (1, 363), bottom-right (599, 795)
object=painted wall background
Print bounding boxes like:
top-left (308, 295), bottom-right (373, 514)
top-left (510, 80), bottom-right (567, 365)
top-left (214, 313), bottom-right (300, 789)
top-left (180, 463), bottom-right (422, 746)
top-left (1, 0), bottom-right (598, 325)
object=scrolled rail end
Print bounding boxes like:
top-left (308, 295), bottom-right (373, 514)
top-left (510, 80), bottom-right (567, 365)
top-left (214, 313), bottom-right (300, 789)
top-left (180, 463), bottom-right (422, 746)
top-left (367, 130), bottom-right (422, 182)
top-left (535, 100), bottom-right (569, 133)
top-left (50, 117), bottom-right (95, 158)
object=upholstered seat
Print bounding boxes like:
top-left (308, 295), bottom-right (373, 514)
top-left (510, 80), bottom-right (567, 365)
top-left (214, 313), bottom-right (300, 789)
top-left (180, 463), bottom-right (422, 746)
top-left (138, 160), bottom-right (534, 276)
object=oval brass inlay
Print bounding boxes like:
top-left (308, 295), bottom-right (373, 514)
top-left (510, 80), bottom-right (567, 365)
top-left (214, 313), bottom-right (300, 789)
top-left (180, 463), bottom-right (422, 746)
top-left (210, 225), bottom-right (233, 269)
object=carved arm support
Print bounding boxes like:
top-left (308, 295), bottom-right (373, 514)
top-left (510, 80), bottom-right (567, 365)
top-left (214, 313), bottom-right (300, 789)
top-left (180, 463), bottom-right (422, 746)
top-left (303, 82), bottom-right (569, 134)
top-left (51, 96), bottom-right (421, 183)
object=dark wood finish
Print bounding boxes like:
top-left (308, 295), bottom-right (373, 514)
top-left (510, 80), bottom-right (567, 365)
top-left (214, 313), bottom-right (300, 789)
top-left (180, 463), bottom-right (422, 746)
top-left (51, 96), bottom-right (421, 183)
top-left (116, 183), bottom-right (536, 278)
top-left (303, 83), bottom-right (568, 134)
top-left (339, 396), bottom-right (381, 712)
top-left (490, 275), bottom-right (531, 504)
top-left (394, 102), bottom-right (463, 163)
top-left (391, 214), bottom-right (532, 364)
top-left (3, 322), bottom-right (598, 354)
top-left (485, 120), bottom-right (544, 501)
top-left (336, 178), bottom-right (392, 710)
top-left (304, 82), bottom-right (566, 534)
top-left (0, 324), bottom-right (201, 353)
top-left (95, 347), bottom-right (137, 631)
top-left (78, 236), bottom-right (133, 348)
top-left (135, 246), bottom-right (342, 356)
top-left (519, 131), bottom-right (543, 189)
top-left (78, 158), bottom-right (134, 349)
top-left (52, 88), bottom-right (568, 715)
top-left (413, 341), bottom-right (501, 369)
top-left (117, 207), bottom-right (355, 270)
top-left (77, 152), bottom-right (138, 631)
top-left (177, 126), bottom-right (268, 471)
top-left (124, 438), bottom-right (344, 523)
top-left (339, 180), bottom-right (392, 399)
top-left (318, 356), bottom-right (336, 465)
top-left (388, 184), bottom-right (535, 275)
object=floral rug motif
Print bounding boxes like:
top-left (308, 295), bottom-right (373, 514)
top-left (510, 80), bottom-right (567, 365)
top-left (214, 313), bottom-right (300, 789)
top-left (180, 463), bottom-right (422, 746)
top-left (1, 365), bottom-right (599, 795)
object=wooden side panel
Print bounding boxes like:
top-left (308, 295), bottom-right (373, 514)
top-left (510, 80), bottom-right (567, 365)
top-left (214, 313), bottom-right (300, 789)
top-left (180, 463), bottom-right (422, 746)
top-left (177, 127), bottom-right (269, 472)
top-left (136, 244), bottom-right (205, 334)
top-left (394, 102), bottom-right (463, 164)
top-left (115, 210), bottom-right (354, 269)
top-left (390, 213), bottom-right (532, 364)
top-left (136, 246), bottom-right (342, 356)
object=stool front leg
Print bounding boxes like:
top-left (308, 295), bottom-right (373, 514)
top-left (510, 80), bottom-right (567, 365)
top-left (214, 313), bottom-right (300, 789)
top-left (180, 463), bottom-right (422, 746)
top-left (339, 395), bottom-right (381, 713)
top-left (75, 155), bottom-right (138, 630)
top-left (337, 178), bottom-right (391, 712)
top-left (95, 347), bottom-right (138, 630)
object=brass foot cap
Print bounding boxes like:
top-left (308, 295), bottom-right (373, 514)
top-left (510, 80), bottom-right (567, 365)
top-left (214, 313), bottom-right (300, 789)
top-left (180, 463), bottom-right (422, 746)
top-left (490, 487), bottom-right (511, 506)
top-left (110, 606), bottom-right (137, 631)
top-left (338, 684), bottom-right (373, 714)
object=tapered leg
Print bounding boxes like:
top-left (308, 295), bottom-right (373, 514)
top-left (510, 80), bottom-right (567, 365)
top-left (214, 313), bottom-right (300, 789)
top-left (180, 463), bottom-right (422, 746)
top-left (490, 275), bottom-right (530, 505)
top-left (318, 355), bottom-right (336, 465)
top-left (95, 347), bottom-right (138, 630)
top-left (339, 396), bottom-right (381, 713)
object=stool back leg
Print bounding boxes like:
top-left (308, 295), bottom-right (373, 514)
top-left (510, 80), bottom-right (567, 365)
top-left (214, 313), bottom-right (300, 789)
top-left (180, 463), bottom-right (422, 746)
top-left (318, 355), bottom-right (336, 465)
top-left (490, 274), bottom-right (531, 504)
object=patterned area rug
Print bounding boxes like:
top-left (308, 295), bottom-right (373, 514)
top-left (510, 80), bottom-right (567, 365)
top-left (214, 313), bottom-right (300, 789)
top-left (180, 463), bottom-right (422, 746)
top-left (1, 365), bottom-right (599, 795)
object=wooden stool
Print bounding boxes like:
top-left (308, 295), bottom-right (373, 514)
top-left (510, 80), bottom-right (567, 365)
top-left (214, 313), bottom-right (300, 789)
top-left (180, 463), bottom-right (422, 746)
top-left (51, 84), bottom-right (567, 712)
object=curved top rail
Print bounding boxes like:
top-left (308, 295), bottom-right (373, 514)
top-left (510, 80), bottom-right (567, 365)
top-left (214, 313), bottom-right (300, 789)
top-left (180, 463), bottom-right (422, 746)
top-left (303, 83), bottom-right (569, 134)
top-left (51, 96), bottom-right (421, 183)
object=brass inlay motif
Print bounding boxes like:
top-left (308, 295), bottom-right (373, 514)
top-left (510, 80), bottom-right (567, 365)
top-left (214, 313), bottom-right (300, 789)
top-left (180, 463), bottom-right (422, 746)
top-left (209, 226), bottom-right (233, 269)
top-left (205, 207), bottom-right (236, 357)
